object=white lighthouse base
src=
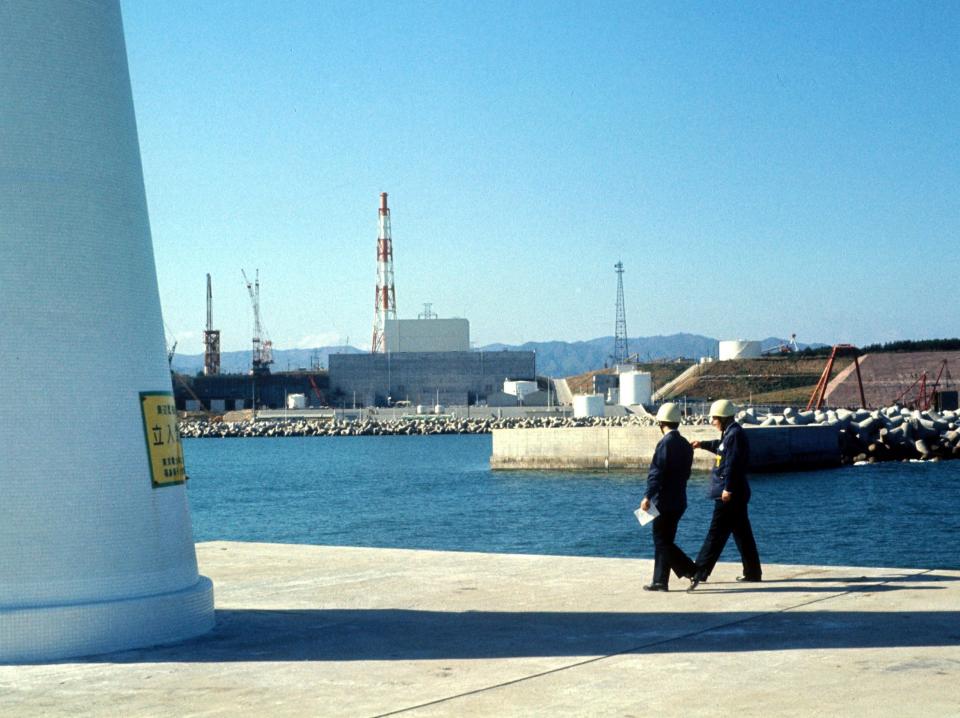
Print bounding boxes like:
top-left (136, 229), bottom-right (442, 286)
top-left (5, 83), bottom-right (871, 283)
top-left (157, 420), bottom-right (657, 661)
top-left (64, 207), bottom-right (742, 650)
top-left (0, 577), bottom-right (214, 663)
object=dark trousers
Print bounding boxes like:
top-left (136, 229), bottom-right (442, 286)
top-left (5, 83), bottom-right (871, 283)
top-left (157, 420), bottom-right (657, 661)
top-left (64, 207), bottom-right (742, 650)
top-left (652, 509), bottom-right (697, 586)
top-left (694, 500), bottom-right (762, 580)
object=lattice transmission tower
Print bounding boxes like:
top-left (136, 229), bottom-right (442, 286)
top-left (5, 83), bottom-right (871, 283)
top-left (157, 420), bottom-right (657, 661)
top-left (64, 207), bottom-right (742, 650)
top-left (371, 192), bottom-right (397, 353)
top-left (613, 261), bottom-right (629, 365)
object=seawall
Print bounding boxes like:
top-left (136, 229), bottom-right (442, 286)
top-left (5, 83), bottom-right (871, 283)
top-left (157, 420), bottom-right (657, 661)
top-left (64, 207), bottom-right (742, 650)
top-left (490, 424), bottom-right (842, 472)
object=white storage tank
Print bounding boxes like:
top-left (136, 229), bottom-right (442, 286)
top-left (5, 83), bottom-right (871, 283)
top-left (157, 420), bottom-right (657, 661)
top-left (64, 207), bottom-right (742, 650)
top-left (573, 394), bottom-right (605, 418)
top-left (287, 393), bottom-right (307, 410)
top-left (504, 379), bottom-right (538, 399)
top-left (619, 371), bottom-right (652, 406)
top-left (718, 340), bottom-right (762, 361)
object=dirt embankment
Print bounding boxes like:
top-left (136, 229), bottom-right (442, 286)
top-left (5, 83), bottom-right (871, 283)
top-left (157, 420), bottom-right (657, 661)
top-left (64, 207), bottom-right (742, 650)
top-left (565, 357), bottom-right (848, 404)
top-left (664, 356), bottom-right (853, 404)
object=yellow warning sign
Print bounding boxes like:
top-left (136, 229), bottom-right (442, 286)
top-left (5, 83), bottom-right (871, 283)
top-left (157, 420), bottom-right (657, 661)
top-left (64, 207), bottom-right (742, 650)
top-left (139, 391), bottom-right (186, 488)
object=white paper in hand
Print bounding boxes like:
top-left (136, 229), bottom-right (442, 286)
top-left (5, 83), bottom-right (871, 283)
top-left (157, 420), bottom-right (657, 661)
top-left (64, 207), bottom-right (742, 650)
top-left (634, 502), bottom-right (659, 527)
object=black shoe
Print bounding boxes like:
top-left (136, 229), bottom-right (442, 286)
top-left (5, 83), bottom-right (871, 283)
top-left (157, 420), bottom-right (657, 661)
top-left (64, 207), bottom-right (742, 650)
top-left (643, 583), bottom-right (668, 592)
top-left (686, 577), bottom-right (701, 592)
top-left (736, 575), bottom-right (762, 582)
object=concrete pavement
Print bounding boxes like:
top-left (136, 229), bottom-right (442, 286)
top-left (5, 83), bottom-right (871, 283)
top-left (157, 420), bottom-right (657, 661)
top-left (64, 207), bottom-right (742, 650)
top-left (1, 542), bottom-right (957, 717)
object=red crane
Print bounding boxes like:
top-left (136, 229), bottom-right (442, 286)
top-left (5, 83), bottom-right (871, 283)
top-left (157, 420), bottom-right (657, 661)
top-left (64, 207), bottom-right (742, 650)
top-left (894, 359), bottom-right (948, 410)
top-left (806, 344), bottom-right (866, 411)
top-left (308, 374), bottom-right (326, 406)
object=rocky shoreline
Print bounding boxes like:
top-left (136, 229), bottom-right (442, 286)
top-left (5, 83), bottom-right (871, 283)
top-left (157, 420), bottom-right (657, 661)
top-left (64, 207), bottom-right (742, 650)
top-left (177, 404), bottom-right (960, 465)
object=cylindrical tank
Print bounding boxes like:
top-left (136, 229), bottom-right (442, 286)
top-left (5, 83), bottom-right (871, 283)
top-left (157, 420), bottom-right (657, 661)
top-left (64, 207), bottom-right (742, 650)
top-left (619, 371), bottom-right (652, 406)
top-left (0, 0), bottom-right (213, 661)
top-left (718, 340), bottom-right (762, 361)
top-left (287, 393), bottom-right (307, 410)
top-left (573, 394), bottom-right (605, 418)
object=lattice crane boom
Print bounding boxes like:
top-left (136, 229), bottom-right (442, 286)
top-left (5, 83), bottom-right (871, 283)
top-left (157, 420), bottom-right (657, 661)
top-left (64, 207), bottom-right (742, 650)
top-left (242, 268), bottom-right (273, 374)
top-left (203, 273), bottom-right (221, 376)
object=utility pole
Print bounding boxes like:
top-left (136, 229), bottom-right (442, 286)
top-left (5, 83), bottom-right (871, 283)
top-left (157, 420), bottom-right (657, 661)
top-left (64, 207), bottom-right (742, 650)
top-left (613, 261), bottom-right (629, 365)
top-left (203, 273), bottom-right (221, 376)
top-left (371, 192), bottom-right (397, 353)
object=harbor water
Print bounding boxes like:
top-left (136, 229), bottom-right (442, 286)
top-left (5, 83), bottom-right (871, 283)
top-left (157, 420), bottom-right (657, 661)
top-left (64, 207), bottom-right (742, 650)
top-left (184, 434), bottom-right (960, 570)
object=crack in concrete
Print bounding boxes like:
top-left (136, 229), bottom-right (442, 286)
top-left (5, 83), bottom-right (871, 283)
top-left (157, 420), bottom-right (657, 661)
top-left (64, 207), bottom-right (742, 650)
top-left (371, 568), bottom-right (936, 717)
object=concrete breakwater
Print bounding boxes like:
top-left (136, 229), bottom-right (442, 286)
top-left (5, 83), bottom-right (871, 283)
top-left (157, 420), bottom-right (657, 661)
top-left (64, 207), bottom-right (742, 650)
top-left (491, 424), bottom-right (842, 472)
top-left (738, 405), bottom-right (960, 464)
top-left (489, 404), bottom-right (960, 472)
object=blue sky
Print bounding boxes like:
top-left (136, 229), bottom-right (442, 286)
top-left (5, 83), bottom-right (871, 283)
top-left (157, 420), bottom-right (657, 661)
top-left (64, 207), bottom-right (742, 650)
top-left (121, 1), bottom-right (959, 355)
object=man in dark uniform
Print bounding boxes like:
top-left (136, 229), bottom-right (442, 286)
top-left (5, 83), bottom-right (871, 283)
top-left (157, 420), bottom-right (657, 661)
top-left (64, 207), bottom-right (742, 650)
top-left (688, 399), bottom-right (762, 590)
top-left (640, 403), bottom-right (697, 591)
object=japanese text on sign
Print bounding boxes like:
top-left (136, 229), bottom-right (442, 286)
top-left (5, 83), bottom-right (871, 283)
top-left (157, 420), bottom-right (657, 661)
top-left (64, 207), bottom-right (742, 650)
top-left (139, 392), bottom-right (186, 487)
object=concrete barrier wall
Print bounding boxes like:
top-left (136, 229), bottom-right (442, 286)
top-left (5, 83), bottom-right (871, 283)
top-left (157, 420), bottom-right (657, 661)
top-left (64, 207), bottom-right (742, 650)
top-left (491, 424), bottom-right (841, 472)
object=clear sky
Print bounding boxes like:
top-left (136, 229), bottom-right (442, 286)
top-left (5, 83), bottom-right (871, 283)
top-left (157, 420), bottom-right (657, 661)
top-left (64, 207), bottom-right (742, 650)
top-left (120, 1), bottom-right (959, 355)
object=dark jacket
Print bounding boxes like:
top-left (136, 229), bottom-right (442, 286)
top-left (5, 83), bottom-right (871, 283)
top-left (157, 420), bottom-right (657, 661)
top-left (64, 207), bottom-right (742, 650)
top-left (701, 421), bottom-right (751, 502)
top-left (644, 429), bottom-right (693, 513)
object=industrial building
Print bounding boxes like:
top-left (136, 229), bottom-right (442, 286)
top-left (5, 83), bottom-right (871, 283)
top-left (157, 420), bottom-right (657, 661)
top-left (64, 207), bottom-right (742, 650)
top-left (335, 303), bottom-right (536, 407)
top-left (173, 372), bottom-right (330, 412)
top-left (385, 316), bottom-right (469, 353)
top-left (328, 349), bottom-right (536, 407)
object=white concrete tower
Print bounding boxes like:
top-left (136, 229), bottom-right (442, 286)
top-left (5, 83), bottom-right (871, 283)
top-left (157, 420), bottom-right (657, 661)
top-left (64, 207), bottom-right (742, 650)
top-left (0, 1), bottom-right (214, 661)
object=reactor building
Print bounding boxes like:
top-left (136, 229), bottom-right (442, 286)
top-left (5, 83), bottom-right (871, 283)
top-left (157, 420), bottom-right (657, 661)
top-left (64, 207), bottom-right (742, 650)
top-left (329, 315), bottom-right (535, 407)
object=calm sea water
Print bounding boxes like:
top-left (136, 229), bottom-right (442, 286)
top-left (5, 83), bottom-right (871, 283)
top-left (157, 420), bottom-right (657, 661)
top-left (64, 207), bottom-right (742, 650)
top-left (183, 434), bottom-right (960, 570)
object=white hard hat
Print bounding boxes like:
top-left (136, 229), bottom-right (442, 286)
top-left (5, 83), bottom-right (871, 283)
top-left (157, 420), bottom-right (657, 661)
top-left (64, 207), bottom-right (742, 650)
top-left (709, 399), bottom-right (737, 418)
top-left (655, 403), bottom-right (681, 424)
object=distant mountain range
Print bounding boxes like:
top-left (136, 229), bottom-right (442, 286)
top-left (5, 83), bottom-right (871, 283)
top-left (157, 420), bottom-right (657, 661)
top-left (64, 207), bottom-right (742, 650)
top-left (170, 335), bottom-right (821, 378)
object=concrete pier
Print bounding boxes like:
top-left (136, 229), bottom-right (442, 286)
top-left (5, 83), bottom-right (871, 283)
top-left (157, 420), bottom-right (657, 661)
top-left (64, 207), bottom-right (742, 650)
top-left (491, 424), bottom-right (842, 472)
top-left (1, 541), bottom-right (957, 717)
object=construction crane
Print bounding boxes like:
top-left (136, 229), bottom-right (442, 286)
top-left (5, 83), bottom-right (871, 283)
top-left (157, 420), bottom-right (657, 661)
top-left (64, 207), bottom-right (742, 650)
top-left (202, 273), bottom-right (221, 376)
top-left (763, 333), bottom-right (800, 355)
top-left (241, 268), bottom-right (273, 375)
top-left (162, 320), bottom-right (177, 369)
top-left (806, 344), bottom-right (866, 410)
top-left (308, 374), bottom-right (326, 406)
